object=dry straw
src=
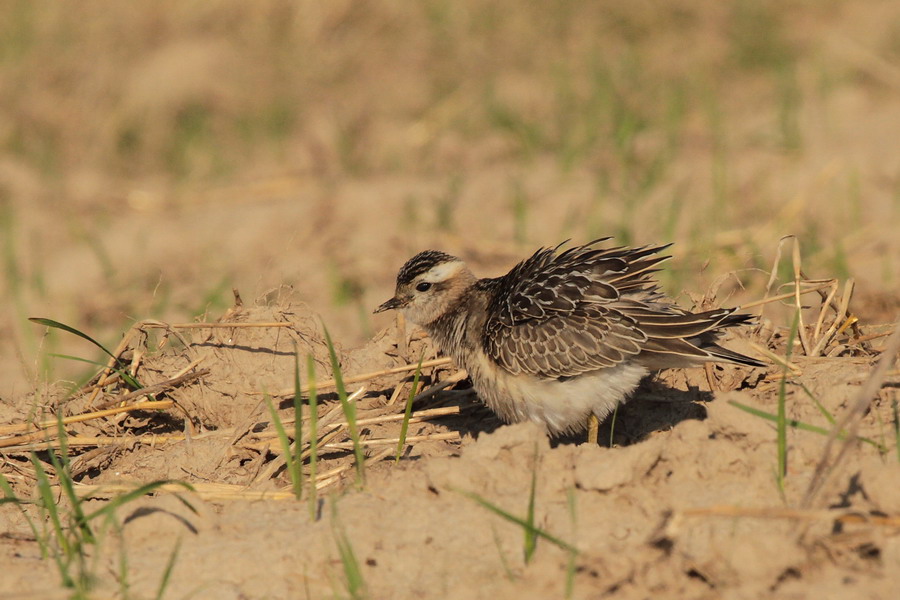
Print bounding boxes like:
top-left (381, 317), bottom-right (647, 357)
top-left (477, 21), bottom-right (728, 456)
top-left (802, 321), bottom-right (900, 508)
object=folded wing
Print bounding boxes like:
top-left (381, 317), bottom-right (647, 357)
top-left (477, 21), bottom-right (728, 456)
top-left (482, 239), bottom-right (762, 378)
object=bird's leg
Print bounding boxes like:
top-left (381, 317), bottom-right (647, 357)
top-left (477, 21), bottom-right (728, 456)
top-left (587, 414), bottom-right (599, 445)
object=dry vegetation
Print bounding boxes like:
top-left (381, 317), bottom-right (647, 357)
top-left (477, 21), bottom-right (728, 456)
top-left (1, 1), bottom-right (899, 598)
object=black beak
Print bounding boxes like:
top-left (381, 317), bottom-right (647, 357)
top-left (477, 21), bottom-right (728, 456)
top-left (374, 296), bottom-right (406, 314)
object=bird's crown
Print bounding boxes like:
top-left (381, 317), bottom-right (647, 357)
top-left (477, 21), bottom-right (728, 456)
top-left (396, 250), bottom-right (458, 286)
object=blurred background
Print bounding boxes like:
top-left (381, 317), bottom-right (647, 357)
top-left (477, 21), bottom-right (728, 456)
top-left (2, 0), bottom-right (899, 399)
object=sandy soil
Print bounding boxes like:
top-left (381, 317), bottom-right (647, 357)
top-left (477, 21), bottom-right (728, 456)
top-left (1, 301), bottom-right (898, 599)
top-left (2, 2), bottom-right (900, 599)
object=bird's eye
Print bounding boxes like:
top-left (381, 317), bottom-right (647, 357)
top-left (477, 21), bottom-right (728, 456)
top-left (415, 281), bottom-right (432, 292)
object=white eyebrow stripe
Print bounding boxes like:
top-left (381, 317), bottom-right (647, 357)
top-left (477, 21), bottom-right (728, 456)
top-left (423, 260), bottom-right (465, 283)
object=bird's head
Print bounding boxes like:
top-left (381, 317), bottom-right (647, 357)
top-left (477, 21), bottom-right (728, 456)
top-left (375, 250), bottom-right (476, 326)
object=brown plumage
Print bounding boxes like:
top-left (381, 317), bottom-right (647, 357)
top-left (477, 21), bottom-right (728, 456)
top-left (376, 239), bottom-right (764, 437)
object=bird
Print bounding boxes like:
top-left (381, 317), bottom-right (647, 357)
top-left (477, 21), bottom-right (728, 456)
top-left (375, 239), bottom-right (765, 441)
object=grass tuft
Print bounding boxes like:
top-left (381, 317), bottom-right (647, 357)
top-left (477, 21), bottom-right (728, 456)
top-left (2, 413), bottom-right (195, 597)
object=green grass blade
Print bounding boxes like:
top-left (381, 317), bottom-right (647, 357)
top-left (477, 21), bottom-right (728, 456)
top-left (491, 524), bottom-right (516, 580)
top-left (154, 537), bottom-right (182, 600)
top-left (115, 519), bottom-right (132, 599)
top-left (523, 445), bottom-right (538, 563)
top-left (292, 348), bottom-right (304, 501)
top-left (455, 488), bottom-right (578, 555)
top-left (797, 381), bottom-right (837, 426)
top-left (776, 310), bottom-right (800, 492)
top-left (306, 355), bottom-right (319, 519)
top-left (331, 499), bottom-right (367, 600)
top-left (0, 473), bottom-right (45, 558)
top-left (395, 355), bottom-right (424, 463)
top-left (47, 354), bottom-right (111, 368)
top-left (335, 530), bottom-right (366, 599)
top-left (49, 353), bottom-right (145, 400)
top-left (727, 399), bottom-right (886, 451)
top-left (323, 324), bottom-right (365, 486)
top-left (49, 415), bottom-right (94, 544)
top-left (265, 393), bottom-right (300, 499)
top-left (608, 403), bottom-right (619, 448)
top-left (29, 317), bottom-right (143, 390)
top-left (30, 454), bottom-right (71, 557)
top-left (29, 317), bottom-right (117, 360)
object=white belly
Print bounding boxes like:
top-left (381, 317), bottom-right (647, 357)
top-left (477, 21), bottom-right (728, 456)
top-left (467, 353), bottom-right (649, 436)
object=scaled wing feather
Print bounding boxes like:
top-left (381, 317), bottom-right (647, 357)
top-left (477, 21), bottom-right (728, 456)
top-left (483, 240), bottom-right (666, 378)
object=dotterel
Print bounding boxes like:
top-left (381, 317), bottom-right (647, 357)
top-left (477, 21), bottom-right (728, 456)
top-left (375, 239), bottom-right (764, 439)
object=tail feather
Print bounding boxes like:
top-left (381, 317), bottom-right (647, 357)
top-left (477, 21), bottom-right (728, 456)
top-left (634, 306), bottom-right (766, 369)
top-left (703, 343), bottom-right (766, 368)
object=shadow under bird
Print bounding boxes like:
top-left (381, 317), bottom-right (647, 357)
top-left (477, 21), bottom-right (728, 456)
top-left (375, 239), bottom-right (765, 441)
